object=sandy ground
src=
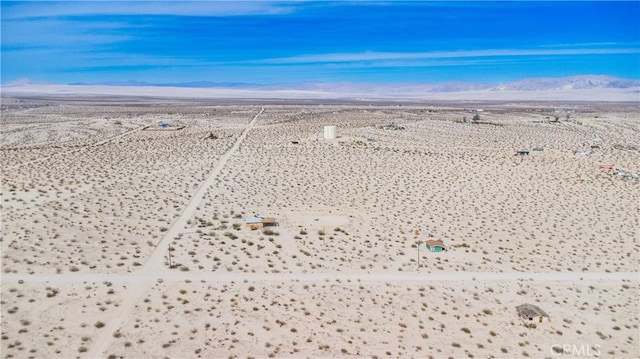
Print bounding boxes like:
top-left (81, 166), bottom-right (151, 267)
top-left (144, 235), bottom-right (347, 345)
top-left (1, 96), bottom-right (638, 358)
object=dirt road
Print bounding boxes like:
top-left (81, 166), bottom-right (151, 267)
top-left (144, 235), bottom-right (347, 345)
top-left (140, 107), bottom-right (264, 275)
top-left (82, 107), bottom-right (263, 359)
top-left (2, 270), bottom-right (637, 286)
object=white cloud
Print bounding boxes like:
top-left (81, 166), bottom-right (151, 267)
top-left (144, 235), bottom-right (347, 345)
top-left (260, 48), bottom-right (640, 65)
top-left (2, 1), bottom-right (298, 19)
top-left (1, 18), bottom-right (132, 47)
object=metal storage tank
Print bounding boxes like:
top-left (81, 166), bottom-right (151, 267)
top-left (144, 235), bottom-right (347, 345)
top-left (324, 125), bottom-right (337, 140)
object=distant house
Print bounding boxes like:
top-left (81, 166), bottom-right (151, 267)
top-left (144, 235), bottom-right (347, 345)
top-left (516, 304), bottom-right (549, 323)
top-left (143, 122), bottom-right (185, 131)
top-left (261, 217), bottom-right (278, 227)
top-left (425, 240), bottom-right (447, 252)
top-left (244, 216), bottom-right (279, 229)
top-left (588, 138), bottom-right (602, 149)
top-left (612, 168), bottom-right (637, 179)
top-left (380, 123), bottom-right (405, 130)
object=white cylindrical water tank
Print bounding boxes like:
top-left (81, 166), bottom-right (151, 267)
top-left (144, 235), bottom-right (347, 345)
top-left (324, 125), bottom-right (337, 140)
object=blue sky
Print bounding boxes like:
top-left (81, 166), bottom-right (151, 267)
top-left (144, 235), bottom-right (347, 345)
top-left (2, 1), bottom-right (639, 84)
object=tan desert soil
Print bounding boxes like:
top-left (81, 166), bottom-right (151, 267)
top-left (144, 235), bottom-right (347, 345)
top-left (1, 97), bottom-right (638, 358)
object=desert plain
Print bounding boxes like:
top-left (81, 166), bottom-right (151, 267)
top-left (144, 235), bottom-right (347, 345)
top-left (1, 94), bottom-right (638, 359)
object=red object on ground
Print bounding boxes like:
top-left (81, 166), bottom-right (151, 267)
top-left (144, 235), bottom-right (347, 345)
top-left (599, 164), bottom-right (614, 169)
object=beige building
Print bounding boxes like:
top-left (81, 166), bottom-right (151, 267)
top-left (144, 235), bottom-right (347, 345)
top-left (516, 304), bottom-right (549, 323)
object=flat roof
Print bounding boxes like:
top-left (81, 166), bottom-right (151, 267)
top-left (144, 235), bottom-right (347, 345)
top-left (425, 239), bottom-right (445, 247)
top-left (516, 304), bottom-right (549, 318)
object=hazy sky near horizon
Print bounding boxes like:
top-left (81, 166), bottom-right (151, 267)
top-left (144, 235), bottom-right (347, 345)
top-left (2, 1), bottom-right (639, 84)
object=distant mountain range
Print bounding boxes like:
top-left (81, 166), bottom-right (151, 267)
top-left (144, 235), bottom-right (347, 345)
top-left (4, 75), bottom-right (640, 93)
top-left (492, 76), bottom-right (640, 91)
top-left (4, 78), bottom-right (55, 86)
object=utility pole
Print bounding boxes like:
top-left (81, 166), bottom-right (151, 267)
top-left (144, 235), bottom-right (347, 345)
top-left (414, 229), bottom-right (420, 271)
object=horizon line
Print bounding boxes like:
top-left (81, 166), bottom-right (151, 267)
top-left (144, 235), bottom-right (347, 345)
top-left (3, 74), bottom-right (640, 87)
